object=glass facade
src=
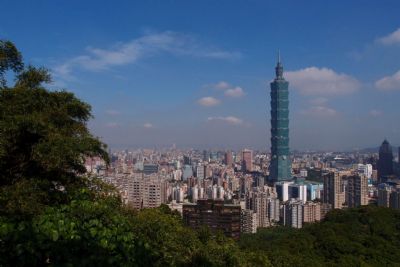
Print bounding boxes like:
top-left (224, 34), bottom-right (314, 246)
top-left (269, 58), bottom-right (291, 181)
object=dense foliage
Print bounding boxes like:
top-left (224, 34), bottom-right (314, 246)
top-left (0, 40), bottom-right (23, 88)
top-left (240, 206), bottom-right (400, 267)
top-left (1, 188), bottom-right (263, 266)
top-left (0, 69), bottom-right (108, 188)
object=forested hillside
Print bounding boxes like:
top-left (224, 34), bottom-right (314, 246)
top-left (240, 206), bottom-right (400, 267)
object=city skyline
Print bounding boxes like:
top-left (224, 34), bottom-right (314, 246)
top-left (3, 2), bottom-right (400, 265)
top-left (2, 1), bottom-right (400, 150)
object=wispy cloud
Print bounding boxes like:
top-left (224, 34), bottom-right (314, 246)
top-left (207, 81), bottom-right (246, 98)
top-left (224, 86), bottom-right (245, 98)
top-left (286, 67), bottom-right (360, 96)
top-left (309, 97), bottom-right (328, 106)
top-left (376, 28), bottom-right (400, 45)
top-left (375, 70), bottom-right (400, 90)
top-left (207, 116), bottom-right (244, 125)
top-left (105, 109), bottom-right (121, 115)
top-left (53, 31), bottom-right (241, 80)
top-left (369, 109), bottom-right (383, 117)
top-left (214, 81), bottom-right (230, 90)
top-left (105, 122), bottom-right (119, 128)
top-left (143, 123), bottom-right (154, 128)
top-left (301, 106), bottom-right (338, 117)
top-left (198, 96), bottom-right (220, 107)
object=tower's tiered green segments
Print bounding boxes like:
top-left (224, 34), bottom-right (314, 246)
top-left (269, 54), bottom-right (291, 181)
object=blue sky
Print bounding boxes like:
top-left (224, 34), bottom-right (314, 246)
top-left (2, 0), bottom-right (400, 151)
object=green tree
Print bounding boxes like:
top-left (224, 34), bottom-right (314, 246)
top-left (0, 183), bottom-right (136, 266)
top-left (0, 40), bottom-right (23, 88)
top-left (0, 41), bottom-right (108, 192)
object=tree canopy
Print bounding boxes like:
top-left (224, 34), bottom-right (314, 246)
top-left (0, 41), bottom-right (108, 195)
top-left (239, 205), bottom-right (400, 267)
top-left (0, 40), bottom-right (23, 88)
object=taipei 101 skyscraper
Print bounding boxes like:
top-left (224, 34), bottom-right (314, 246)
top-left (269, 53), bottom-right (291, 182)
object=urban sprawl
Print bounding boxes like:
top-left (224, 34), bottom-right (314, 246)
top-left (86, 59), bottom-right (400, 240)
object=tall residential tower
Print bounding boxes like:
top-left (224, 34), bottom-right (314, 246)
top-left (269, 53), bottom-right (291, 182)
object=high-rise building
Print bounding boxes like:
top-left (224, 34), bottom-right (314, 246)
top-left (255, 174), bottom-right (265, 187)
top-left (240, 209), bottom-right (257, 234)
top-left (182, 199), bottom-right (241, 240)
top-left (247, 192), bottom-right (269, 228)
top-left (283, 199), bottom-right (303, 228)
top-left (242, 149), bottom-right (253, 172)
top-left (196, 164), bottom-right (205, 180)
top-left (346, 175), bottom-right (368, 208)
top-left (371, 170), bottom-right (378, 183)
top-left (275, 181), bottom-right (293, 201)
top-left (143, 163), bottom-right (159, 175)
top-left (210, 151), bottom-right (218, 161)
top-left (202, 150), bottom-right (209, 162)
top-left (377, 184), bottom-right (392, 207)
top-left (323, 172), bottom-right (345, 209)
top-left (269, 53), bottom-right (291, 182)
top-left (224, 151), bottom-right (233, 167)
top-left (204, 165), bottom-right (212, 179)
top-left (268, 198), bottom-right (280, 223)
top-left (191, 185), bottom-right (199, 203)
top-left (390, 190), bottom-right (400, 210)
top-left (182, 165), bottom-right (193, 180)
top-left (357, 164), bottom-right (373, 179)
top-left (306, 182), bottom-right (323, 201)
top-left (302, 201), bottom-right (321, 223)
top-left (127, 174), bottom-right (167, 209)
top-left (288, 183), bottom-right (307, 203)
top-left (378, 139), bottom-right (394, 183)
top-left (183, 155), bottom-right (192, 165)
top-left (173, 186), bottom-right (184, 202)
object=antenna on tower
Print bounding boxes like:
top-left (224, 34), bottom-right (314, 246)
top-left (278, 49), bottom-right (281, 63)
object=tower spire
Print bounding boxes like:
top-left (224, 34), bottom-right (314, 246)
top-left (275, 50), bottom-right (283, 79)
top-left (278, 49), bottom-right (281, 64)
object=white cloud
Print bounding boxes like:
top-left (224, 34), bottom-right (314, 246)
top-left (105, 109), bottom-right (120, 115)
top-left (285, 67), bottom-right (360, 96)
top-left (301, 106), bottom-right (338, 117)
top-left (377, 28), bottom-right (400, 45)
top-left (207, 116), bottom-right (244, 125)
top-left (375, 70), bottom-right (400, 90)
top-left (198, 96), bottom-right (220, 107)
top-left (224, 86), bottom-right (245, 98)
top-left (207, 81), bottom-right (246, 98)
top-left (369, 109), bottom-right (383, 117)
top-left (309, 97), bottom-right (328, 105)
top-left (214, 81), bottom-right (230, 90)
top-left (105, 122), bottom-right (119, 128)
top-left (143, 123), bottom-right (154, 128)
top-left (53, 31), bottom-right (241, 80)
